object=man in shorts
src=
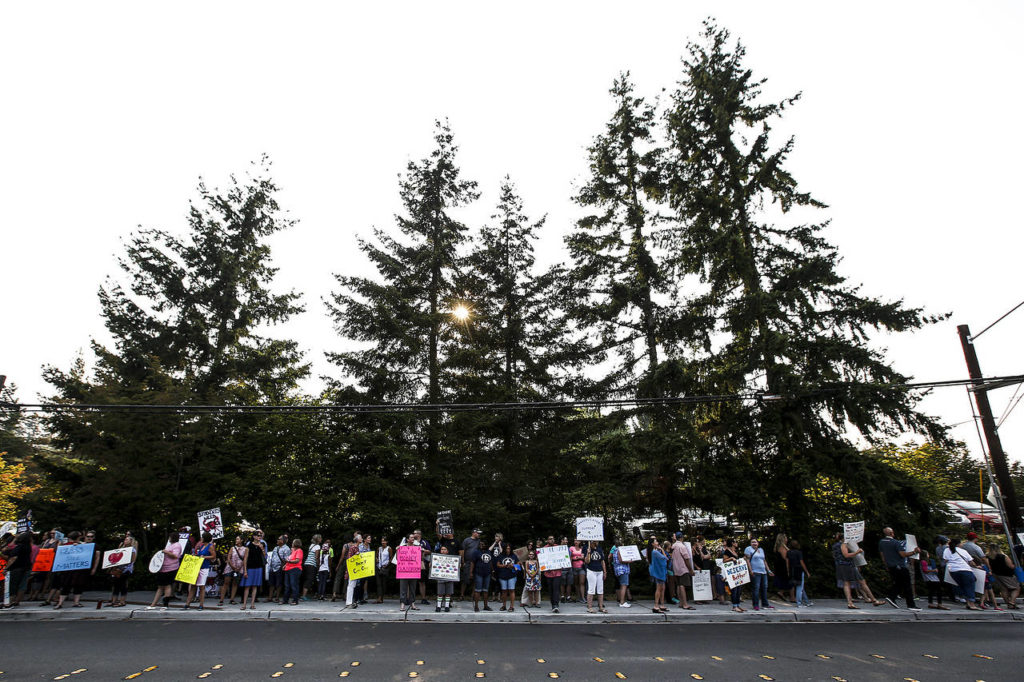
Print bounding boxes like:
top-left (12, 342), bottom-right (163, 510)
top-left (469, 535), bottom-right (494, 612)
top-left (460, 528), bottom-right (481, 601)
top-left (670, 532), bottom-right (695, 609)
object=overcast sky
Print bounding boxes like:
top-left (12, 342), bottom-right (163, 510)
top-left (3, 1), bottom-right (1023, 469)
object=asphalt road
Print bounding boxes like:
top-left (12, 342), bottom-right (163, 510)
top-left (0, 622), bottom-right (1017, 681)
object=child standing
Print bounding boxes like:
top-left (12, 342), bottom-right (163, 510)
top-left (525, 551), bottom-right (541, 607)
top-left (918, 549), bottom-right (948, 610)
top-left (787, 539), bottom-right (812, 607)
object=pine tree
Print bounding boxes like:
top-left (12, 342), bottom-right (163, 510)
top-left (326, 121), bottom-right (478, 529)
top-left (42, 159), bottom-right (309, 542)
top-left (662, 22), bottom-right (946, 535)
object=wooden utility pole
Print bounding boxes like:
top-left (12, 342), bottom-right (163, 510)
top-left (957, 324), bottom-right (1023, 533)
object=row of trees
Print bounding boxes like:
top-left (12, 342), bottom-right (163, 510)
top-left (6, 22), bottom-right (964, 554)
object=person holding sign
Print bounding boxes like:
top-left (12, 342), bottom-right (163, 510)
top-left (584, 541), bottom-right (607, 614)
top-left (878, 527), bottom-right (920, 610)
top-left (184, 531), bottom-right (215, 610)
top-left (147, 531), bottom-right (184, 610)
top-left (832, 531), bottom-right (883, 609)
top-left (720, 538), bottom-right (745, 613)
top-left (397, 534), bottom-right (423, 612)
top-left (431, 544), bottom-right (458, 612)
top-left (609, 540), bottom-right (632, 608)
top-left (54, 531), bottom-right (97, 610)
top-left (106, 532), bottom-right (137, 607)
top-left (1, 531), bottom-right (33, 608)
top-left (943, 538), bottom-right (982, 611)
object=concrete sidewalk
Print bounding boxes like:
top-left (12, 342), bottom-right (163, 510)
top-left (3, 592), bottom-right (1021, 624)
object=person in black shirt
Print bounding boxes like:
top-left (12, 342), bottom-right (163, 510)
top-left (585, 541), bottom-right (608, 614)
top-left (494, 543), bottom-right (518, 612)
top-left (469, 539), bottom-right (494, 612)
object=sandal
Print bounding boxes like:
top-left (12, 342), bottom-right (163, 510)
top-left (599, 608), bottom-right (608, 613)
top-left (683, 606), bottom-right (696, 610)
top-left (847, 604), bottom-right (859, 609)
top-left (587, 607), bottom-right (595, 613)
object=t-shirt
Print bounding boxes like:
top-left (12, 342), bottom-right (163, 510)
top-left (435, 538), bottom-right (459, 556)
top-left (7, 541), bottom-right (31, 570)
top-left (962, 541), bottom-right (985, 561)
top-left (269, 545), bottom-right (289, 571)
top-left (570, 546), bottom-right (584, 569)
top-left (494, 553), bottom-right (517, 580)
top-left (471, 548), bottom-right (493, 576)
top-left (944, 547), bottom-right (973, 573)
top-left (586, 547), bottom-right (604, 572)
top-left (284, 548), bottom-right (303, 571)
top-left (161, 540), bottom-right (183, 573)
top-left (247, 542), bottom-right (266, 570)
top-left (610, 547), bottom-right (630, 576)
top-left (318, 546), bottom-right (331, 572)
top-left (787, 549), bottom-right (804, 579)
top-left (670, 541), bottom-right (692, 576)
top-left (305, 543), bottom-right (320, 566)
top-left (745, 546), bottom-right (767, 574)
top-left (878, 537), bottom-right (908, 568)
top-left (461, 536), bottom-right (479, 560)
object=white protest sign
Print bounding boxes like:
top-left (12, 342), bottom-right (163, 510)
top-left (843, 521), bottom-right (865, 543)
top-left (846, 540), bottom-right (867, 567)
top-left (618, 545), bottom-right (642, 562)
top-left (148, 550), bottom-right (165, 573)
top-left (197, 508), bottom-right (224, 540)
top-left (537, 545), bottom-right (571, 572)
top-left (575, 517), bottom-right (604, 541)
top-left (1017, 532), bottom-right (1024, 548)
top-left (692, 569), bottom-right (713, 601)
top-left (429, 553), bottom-right (460, 581)
top-left (724, 561), bottom-right (750, 588)
top-left (904, 534), bottom-right (918, 553)
top-left (101, 547), bottom-right (135, 570)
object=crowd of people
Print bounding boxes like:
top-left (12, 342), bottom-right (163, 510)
top-left (2, 522), bottom-right (1021, 614)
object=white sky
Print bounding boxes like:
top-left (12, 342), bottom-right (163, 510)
top-left (2, 1), bottom-right (1023, 468)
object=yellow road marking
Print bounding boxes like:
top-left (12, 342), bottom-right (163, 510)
top-left (350, 663), bottom-right (360, 667)
top-left (904, 678), bottom-right (920, 681)
top-left (654, 657), bottom-right (664, 662)
top-left (817, 654), bottom-right (831, 659)
top-left (408, 674), bottom-right (418, 679)
top-left (477, 660), bottom-right (485, 665)
top-left (871, 654), bottom-right (885, 659)
top-left (339, 674), bottom-right (350, 679)
top-left (476, 674), bottom-right (486, 679)
top-left (284, 664), bottom-right (294, 668)
top-left (271, 673), bottom-right (284, 678)
top-left (198, 674), bottom-right (211, 679)
top-left (759, 676), bottom-right (774, 681)
top-left (831, 677), bottom-right (847, 682)
top-left (124, 675), bottom-right (142, 681)
top-left (974, 654), bottom-right (994, 660)
top-left (923, 654), bottom-right (938, 659)
top-left (72, 670), bottom-right (87, 675)
top-left (54, 677), bottom-right (69, 681)
top-left (537, 659), bottom-right (545, 663)
top-left (416, 661), bottom-right (424, 666)
top-left (762, 655), bottom-right (775, 660)
top-left (593, 658), bottom-right (604, 663)
top-left (212, 665), bottom-right (223, 670)
top-left (143, 668), bottom-right (157, 674)
top-left (710, 656), bottom-right (723, 661)
top-left (691, 675), bottom-right (704, 680)
top-left (615, 674), bottom-right (627, 680)
top-left (548, 674), bottom-right (559, 679)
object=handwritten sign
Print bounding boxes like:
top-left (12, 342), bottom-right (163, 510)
top-left (32, 548), bottom-right (56, 572)
top-left (843, 521), bottom-right (865, 543)
top-left (692, 569), bottom-right (713, 600)
top-left (148, 551), bottom-right (166, 573)
top-left (347, 552), bottom-right (376, 580)
top-left (618, 545), bottom-right (641, 562)
top-left (52, 543), bottom-right (95, 572)
top-left (575, 517), bottom-right (604, 541)
top-left (724, 560), bottom-right (750, 588)
top-left (429, 553), bottom-right (461, 581)
top-left (846, 540), bottom-right (867, 567)
top-left (102, 547), bottom-right (135, 570)
top-left (197, 507), bottom-right (224, 540)
top-left (396, 545), bottom-right (422, 579)
top-left (537, 545), bottom-right (571, 572)
top-left (437, 509), bottom-right (454, 536)
top-left (175, 554), bottom-right (203, 584)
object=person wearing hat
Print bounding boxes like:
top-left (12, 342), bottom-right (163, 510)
top-left (962, 532), bottom-right (988, 607)
top-left (459, 528), bottom-right (481, 601)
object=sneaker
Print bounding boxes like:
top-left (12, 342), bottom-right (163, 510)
top-left (753, 606), bottom-right (760, 611)
top-left (908, 607), bottom-right (921, 611)
top-left (884, 597), bottom-right (898, 608)
top-left (483, 606), bottom-right (493, 611)
top-left (145, 606), bottom-right (156, 610)
top-left (444, 606), bottom-right (450, 612)
top-left (669, 597), bottom-right (679, 604)
top-left (552, 607), bottom-right (559, 613)
top-left (619, 602), bottom-right (631, 608)
top-left (764, 605), bottom-right (776, 609)
top-left (500, 605), bottom-right (506, 611)
top-left (474, 605), bottom-right (480, 612)
top-left (420, 599), bottom-right (429, 605)
top-left (435, 607), bottom-right (441, 613)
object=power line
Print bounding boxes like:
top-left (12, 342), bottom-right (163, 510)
top-left (3, 374), bottom-right (1021, 416)
top-left (971, 298), bottom-right (1024, 341)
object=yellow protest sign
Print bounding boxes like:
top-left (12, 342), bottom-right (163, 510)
top-left (347, 552), bottom-right (375, 580)
top-left (175, 554), bottom-right (203, 584)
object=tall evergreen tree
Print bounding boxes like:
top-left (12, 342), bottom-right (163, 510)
top-left (42, 159), bottom-right (310, 544)
top-left (662, 22), bottom-right (945, 535)
top-left (326, 121), bottom-right (478, 528)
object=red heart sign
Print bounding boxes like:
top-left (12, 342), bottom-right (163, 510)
top-left (109, 551), bottom-right (124, 564)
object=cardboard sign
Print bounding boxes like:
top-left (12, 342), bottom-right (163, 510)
top-left (32, 547), bottom-right (56, 572)
top-left (396, 545), bottom-right (422, 579)
top-left (843, 521), bottom-right (865, 543)
top-left (429, 553), bottom-right (461, 581)
top-left (437, 509), bottom-right (454, 536)
top-left (52, 543), bottom-right (95, 572)
top-left (347, 552), bottom-right (376, 580)
top-left (846, 541), bottom-right (867, 567)
top-left (537, 545), bottom-right (571, 572)
top-left (618, 545), bottom-right (641, 562)
top-left (16, 513), bottom-right (32, 534)
top-left (175, 553), bottom-right (203, 584)
top-left (148, 550), bottom-right (166, 573)
top-left (692, 569), bottom-right (713, 601)
top-left (724, 561), bottom-right (750, 588)
top-left (943, 567), bottom-right (987, 594)
top-left (514, 546), bottom-right (529, 561)
top-left (102, 547), bottom-right (135, 570)
top-left (197, 508), bottom-right (224, 540)
top-left (904, 534), bottom-right (918, 553)
top-left (575, 517), bottom-right (604, 541)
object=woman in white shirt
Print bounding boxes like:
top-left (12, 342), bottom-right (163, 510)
top-left (375, 537), bottom-right (392, 604)
top-left (943, 538), bottom-right (981, 611)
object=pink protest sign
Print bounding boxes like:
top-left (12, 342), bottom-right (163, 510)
top-left (396, 545), bottom-right (422, 579)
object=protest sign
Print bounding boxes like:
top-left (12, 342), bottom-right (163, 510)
top-left (197, 508), bottom-right (224, 540)
top-left (148, 551), bottom-right (166, 573)
top-left (52, 543), bottom-right (95, 572)
top-left (618, 545), bottom-right (641, 562)
top-left (396, 545), bottom-right (422, 579)
top-left (16, 511), bottom-right (32, 534)
top-left (692, 569), bottom-right (713, 601)
top-left (537, 545), bottom-right (571, 572)
top-left (514, 546), bottom-right (529, 561)
top-left (429, 553), bottom-right (461, 581)
top-left (175, 554), bottom-right (202, 584)
top-left (437, 509), bottom-right (454, 536)
top-left (102, 547), bottom-right (135, 570)
top-left (575, 517), bottom-right (604, 541)
top-left (843, 521), bottom-right (865, 543)
top-left (347, 552), bottom-right (375, 580)
top-left (32, 548), bottom-right (56, 572)
top-left (1018, 532), bottom-right (1024, 548)
top-left (724, 560), bottom-right (750, 588)
top-left (904, 534), bottom-right (918, 553)
top-left (846, 540), bottom-right (867, 567)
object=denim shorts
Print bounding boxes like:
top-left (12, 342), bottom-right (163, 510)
top-left (499, 577), bottom-right (516, 591)
top-left (474, 574), bottom-right (491, 592)
top-left (616, 573), bottom-right (629, 586)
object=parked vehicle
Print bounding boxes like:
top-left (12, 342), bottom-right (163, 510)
top-left (944, 500), bottom-right (1003, 531)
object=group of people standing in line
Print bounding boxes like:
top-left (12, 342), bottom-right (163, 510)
top-left (3, 523), bottom-right (1020, 614)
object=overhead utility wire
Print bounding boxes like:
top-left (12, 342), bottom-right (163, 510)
top-left (971, 298), bottom-right (1024, 341)
top-left (4, 374), bottom-right (1022, 416)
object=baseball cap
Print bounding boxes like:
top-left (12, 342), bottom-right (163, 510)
top-left (966, 532), bottom-right (978, 539)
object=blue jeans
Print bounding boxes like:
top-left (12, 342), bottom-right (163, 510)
top-left (950, 570), bottom-right (975, 600)
top-left (283, 569), bottom-right (301, 603)
top-left (751, 572), bottom-right (769, 608)
top-left (794, 575), bottom-right (809, 605)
